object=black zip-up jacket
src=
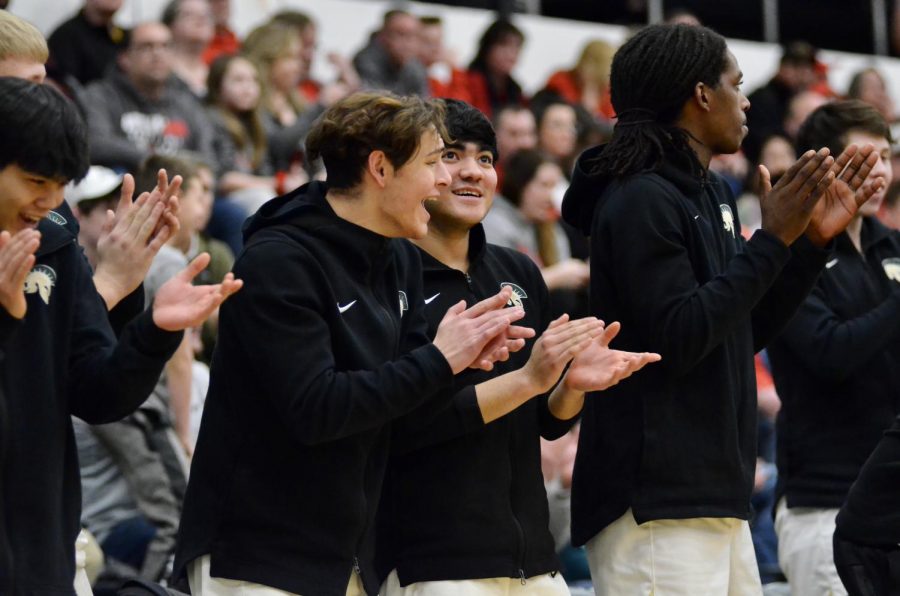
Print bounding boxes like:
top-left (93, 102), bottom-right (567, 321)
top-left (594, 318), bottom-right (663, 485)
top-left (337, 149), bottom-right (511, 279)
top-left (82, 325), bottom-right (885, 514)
top-left (769, 216), bottom-right (900, 510)
top-left (376, 225), bottom-right (572, 586)
top-left (835, 414), bottom-right (900, 546)
top-left (0, 219), bottom-right (182, 595)
top-left (173, 181), bottom-right (454, 596)
top-left (561, 145), bottom-right (828, 546)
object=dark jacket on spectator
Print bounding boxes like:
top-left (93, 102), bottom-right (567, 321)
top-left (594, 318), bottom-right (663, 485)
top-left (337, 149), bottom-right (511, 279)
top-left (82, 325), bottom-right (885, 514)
top-left (81, 69), bottom-right (215, 171)
top-left (47, 9), bottom-right (128, 86)
top-left (561, 144), bottom-right (828, 546)
top-left (353, 39), bottom-right (429, 98)
top-left (0, 219), bottom-right (182, 595)
top-left (769, 216), bottom-right (900, 510)
top-left (173, 181), bottom-right (454, 596)
top-left (377, 225), bottom-right (571, 586)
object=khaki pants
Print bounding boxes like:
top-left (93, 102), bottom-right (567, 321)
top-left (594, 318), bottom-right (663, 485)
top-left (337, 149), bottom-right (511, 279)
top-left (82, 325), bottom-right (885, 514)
top-left (379, 569), bottom-right (570, 595)
top-left (585, 509), bottom-right (762, 596)
top-left (774, 499), bottom-right (847, 596)
top-left (188, 555), bottom-right (366, 596)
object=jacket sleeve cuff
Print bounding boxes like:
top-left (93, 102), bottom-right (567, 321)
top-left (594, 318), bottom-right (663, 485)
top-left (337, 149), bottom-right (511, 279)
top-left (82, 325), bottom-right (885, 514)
top-left (454, 385), bottom-right (487, 433)
top-left (538, 397), bottom-right (579, 441)
top-left (126, 309), bottom-right (184, 360)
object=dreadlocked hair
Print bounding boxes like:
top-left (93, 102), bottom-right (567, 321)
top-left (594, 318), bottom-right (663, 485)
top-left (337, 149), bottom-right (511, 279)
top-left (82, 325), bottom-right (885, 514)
top-left (590, 24), bottom-right (727, 179)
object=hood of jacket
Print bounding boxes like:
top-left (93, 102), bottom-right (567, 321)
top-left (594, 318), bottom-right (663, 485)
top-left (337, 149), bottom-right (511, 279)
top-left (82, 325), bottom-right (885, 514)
top-left (242, 180), bottom-right (395, 277)
top-left (562, 143), bottom-right (707, 236)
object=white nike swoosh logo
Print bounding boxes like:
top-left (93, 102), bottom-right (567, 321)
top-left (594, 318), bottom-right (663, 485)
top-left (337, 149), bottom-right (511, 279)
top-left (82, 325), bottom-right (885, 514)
top-left (424, 293), bottom-right (440, 305)
top-left (694, 214), bottom-right (701, 220)
top-left (337, 300), bottom-right (357, 314)
top-left (826, 258), bottom-right (839, 269)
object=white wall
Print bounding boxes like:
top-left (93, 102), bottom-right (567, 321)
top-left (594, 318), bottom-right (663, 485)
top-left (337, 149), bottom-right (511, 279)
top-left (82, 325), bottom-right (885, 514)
top-left (10, 0), bottom-right (900, 105)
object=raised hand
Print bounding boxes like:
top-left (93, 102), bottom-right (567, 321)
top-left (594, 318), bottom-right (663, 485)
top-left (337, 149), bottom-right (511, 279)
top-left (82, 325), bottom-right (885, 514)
top-left (93, 170), bottom-right (182, 308)
top-left (563, 322), bottom-right (661, 392)
top-left (805, 143), bottom-right (885, 246)
top-left (152, 253), bottom-right (243, 332)
top-left (432, 287), bottom-right (531, 374)
top-left (758, 148), bottom-right (835, 246)
top-left (521, 315), bottom-right (605, 394)
top-left (0, 229), bottom-right (40, 319)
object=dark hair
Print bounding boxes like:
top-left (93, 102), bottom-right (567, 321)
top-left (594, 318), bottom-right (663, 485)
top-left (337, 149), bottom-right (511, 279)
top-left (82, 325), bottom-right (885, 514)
top-left (501, 148), bottom-right (555, 207)
top-left (530, 91), bottom-right (576, 133)
top-left (306, 92), bottom-right (449, 191)
top-left (77, 193), bottom-right (120, 216)
top-left (796, 99), bottom-right (893, 155)
top-left (442, 99), bottom-right (498, 161)
top-left (847, 67), bottom-right (883, 100)
top-left (420, 15), bottom-right (442, 27)
top-left (161, 0), bottom-right (181, 27)
top-left (588, 23), bottom-right (727, 179)
top-left (383, 9), bottom-right (412, 28)
top-left (269, 10), bottom-right (313, 31)
top-left (135, 152), bottom-right (203, 198)
top-left (469, 20), bottom-right (524, 72)
top-left (0, 77), bottom-right (88, 182)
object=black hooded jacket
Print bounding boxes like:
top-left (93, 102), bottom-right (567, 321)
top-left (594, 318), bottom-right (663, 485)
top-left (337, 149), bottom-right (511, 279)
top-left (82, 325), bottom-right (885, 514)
top-left (768, 216), bottom-right (900, 510)
top-left (561, 145), bottom-right (828, 546)
top-left (173, 181), bottom-right (454, 596)
top-left (377, 225), bottom-right (572, 586)
top-left (0, 220), bottom-right (182, 595)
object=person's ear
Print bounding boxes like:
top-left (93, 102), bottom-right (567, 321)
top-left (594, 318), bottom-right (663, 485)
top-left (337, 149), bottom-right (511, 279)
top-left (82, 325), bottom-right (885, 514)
top-left (694, 81), bottom-right (712, 112)
top-left (367, 150), bottom-right (391, 188)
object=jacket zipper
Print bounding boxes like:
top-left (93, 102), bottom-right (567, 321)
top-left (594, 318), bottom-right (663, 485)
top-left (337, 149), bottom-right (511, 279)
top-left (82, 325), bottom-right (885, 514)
top-left (508, 420), bottom-right (527, 584)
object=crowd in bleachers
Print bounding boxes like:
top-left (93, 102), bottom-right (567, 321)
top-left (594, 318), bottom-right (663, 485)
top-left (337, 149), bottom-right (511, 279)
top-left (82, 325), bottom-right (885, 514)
top-left (3, 1), bottom-right (900, 594)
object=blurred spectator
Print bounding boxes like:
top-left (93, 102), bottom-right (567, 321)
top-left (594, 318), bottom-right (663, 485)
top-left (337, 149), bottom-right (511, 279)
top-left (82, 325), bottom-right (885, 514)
top-left (201, 0), bottom-right (238, 65)
top-left (206, 55), bottom-right (276, 199)
top-left (243, 22), bottom-right (321, 177)
top-left (878, 181), bottom-right (900, 230)
top-left (353, 9), bottom-right (428, 97)
top-left (483, 148), bottom-right (590, 313)
top-left (783, 90), bottom-right (829, 143)
top-left (738, 134), bottom-right (796, 233)
top-left (0, 9), bottom-right (47, 82)
top-left (418, 15), bottom-right (471, 102)
top-left (270, 10), bottom-right (359, 105)
top-left (67, 166), bottom-right (125, 269)
top-left (665, 7), bottom-right (702, 26)
top-left (81, 22), bottom-right (215, 172)
top-left (466, 19), bottom-right (527, 119)
top-left (493, 104), bottom-right (537, 187)
top-left (543, 39), bottom-right (616, 121)
top-left (848, 67), bottom-right (895, 123)
top-left (162, 0), bottom-right (214, 98)
top-left (494, 104), bottom-right (537, 158)
top-left (532, 94), bottom-right (578, 176)
top-left (47, 0), bottom-right (128, 87)
top-left (744, 41), bottom-right (818, 163)
top-left (541, 425), bottom-right (592, 586)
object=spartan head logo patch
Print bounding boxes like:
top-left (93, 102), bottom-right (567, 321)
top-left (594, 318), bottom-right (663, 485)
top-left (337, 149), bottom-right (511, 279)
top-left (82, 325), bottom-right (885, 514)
top-left (24, 265), bottom-right (56, 305)
top-left (398, 290), bottom-right (408, 317)
top-left (47, 211), bottom-right (68, 227)
top-left (500, 282), bottom-right (527, 309)
top-left (882, 258), bottom-right (900, 283)
top-left (720, 204), bottom-right (736, 238)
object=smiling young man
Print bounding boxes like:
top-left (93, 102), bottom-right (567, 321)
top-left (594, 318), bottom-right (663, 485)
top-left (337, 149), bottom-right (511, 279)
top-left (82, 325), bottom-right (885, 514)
top-left (0, 76), bottom-right (241, 594)
top-left (376, 99), bottom-right (659, 595)
top-left (560, 24), bottom-right (884, 595)
top-left (173, 92), bottom-right (528, 596)
top-left (766, 100), bottom-right (900, 596)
